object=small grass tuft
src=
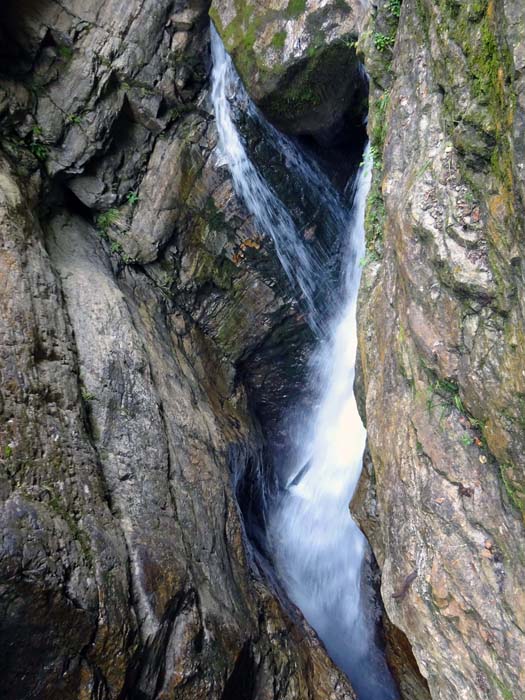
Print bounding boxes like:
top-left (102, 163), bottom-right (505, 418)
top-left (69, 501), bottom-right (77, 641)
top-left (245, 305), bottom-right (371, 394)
top-left (66, 113), bottom-right (82, 125)
top-left (81, 387), bottom-right (96, 401)
top-left (97, 208), bottom-right (120, 233)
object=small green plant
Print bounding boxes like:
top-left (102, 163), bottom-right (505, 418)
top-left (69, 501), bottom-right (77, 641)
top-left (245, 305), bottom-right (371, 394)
top-left (97, 208), bottom-right (120, 233)
top-left (169, 103), bottom-right (194, 122)
top-left (415, 159), bottom-right (432, 178)
top-left (4, 445), bottom-right (12, 458)
top-left (271, 31), bottom-right (287, 50)
top-left (307, 43), bottom-right (322, 58)
top-left (126, 191), bottom-right (139, 205)
top-left (81, 387), bottom-right (96, 401)
top-left (454, 394), bottom-right (465, 413)
top-left (360, 144), bottom-right (382, 179)
top-left (424, 372), bottom-right (489, 448)
top-left (57, 44), bottom-right (74, 61)
top-left (30, 142), bottom-right (49, 161)
top-left (66, 113), bottom-right (82, 125)
top-left (435, 378), bottom-right (459, 395)
top-left (372, 90), bottom-right (390, 152)
top-left (29, 125), bottom-right (49, 161)
top-left (98, 54), bottom-right (113, 68)
top-left (469, 416), bottom-right (486, 432)
top-left (459, 435), bottom-right (474, 447)
top-left (370, 143), bottom-right (381, 162)
top-left (343, 37), bottom-right (357, 50)
top-left (159, 271), bottom-right (175, 290)
top-left (360, 147), bottom-right (375, 170)
top-left (426, 377), bottom-right (460, 417)
top-left (374, 32), bottom-right (395, 52)
top-left (359, 251), bottom-right (379, 268)
top-left (364, 187), bottom-right (386, 249)
top-left (387, 0), bottom-right (401, 19)
top-left (110, 240), bottom-right (123, 255)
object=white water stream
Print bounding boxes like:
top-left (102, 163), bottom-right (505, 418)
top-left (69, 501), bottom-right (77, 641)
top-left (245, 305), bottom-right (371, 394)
top-left (211, 26), bottom-right (398, 699)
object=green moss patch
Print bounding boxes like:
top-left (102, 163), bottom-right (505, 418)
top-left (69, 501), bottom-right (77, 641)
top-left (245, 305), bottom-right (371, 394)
top-left (436, 0), bottom-right (514, 164)
top-left (271, 31), bottom-right (287, 50)
top-left (499, 463), bottom-right (525, 521)
top-left (286, 0), bottom-right (306, 18)
top-left (259, 37), bottom-right (361, 131)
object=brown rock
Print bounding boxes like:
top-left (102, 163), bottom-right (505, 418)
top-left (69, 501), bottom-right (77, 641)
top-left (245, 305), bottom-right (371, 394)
top-left (356, 0), bottom-right (525, 698)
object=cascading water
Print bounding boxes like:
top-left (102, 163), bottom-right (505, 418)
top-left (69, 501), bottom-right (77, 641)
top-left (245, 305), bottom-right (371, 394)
top-left (211, 26), bottom-right (398, 700)
top-left (267, 163), bottom-right (398, 700)
top-left (211, 27), bottom-right (347, 335)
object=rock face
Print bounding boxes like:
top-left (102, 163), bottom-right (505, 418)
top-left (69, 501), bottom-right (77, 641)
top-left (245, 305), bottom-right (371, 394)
top-left (0, 0), bottom-right (356, 698)
top-left (209, 0), bottom-right (369, 138)
top-left (356, 1), bottom-right (525, 699)
top-left (3, 0), bottom-right (525, 698)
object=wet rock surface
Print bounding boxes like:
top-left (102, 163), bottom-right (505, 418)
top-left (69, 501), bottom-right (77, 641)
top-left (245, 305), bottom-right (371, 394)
top-left (2, 0), bottom-right (525, 698)
top-left (356, 0), bottom-right (525, 698)
top-left (0, 0), bottom-right (356, 698)
top-left (209, 0), bottom-right (369, 139)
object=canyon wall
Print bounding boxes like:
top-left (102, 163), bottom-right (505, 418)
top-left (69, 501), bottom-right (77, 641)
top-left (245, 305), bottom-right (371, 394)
top-left (1, 0), bottom-right (524, 699)
top-left (0, 1), bottom-right (355, 698)
top-left (355, 1), bottom-right (525, 699)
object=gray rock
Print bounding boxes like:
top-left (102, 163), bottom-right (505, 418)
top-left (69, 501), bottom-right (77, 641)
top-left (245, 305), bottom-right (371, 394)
top-left (0, 1), bottom-right (357, 698)
top-left (209, 0), bottom-right (369, 137)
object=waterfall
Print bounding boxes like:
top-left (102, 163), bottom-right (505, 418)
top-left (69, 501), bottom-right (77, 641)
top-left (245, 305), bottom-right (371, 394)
top-left (210, 26), bottom-right (338, 335)
top-left (267, 162), bottom-right (398, 700)
top-left (210, 25), bottom-right (398, 700)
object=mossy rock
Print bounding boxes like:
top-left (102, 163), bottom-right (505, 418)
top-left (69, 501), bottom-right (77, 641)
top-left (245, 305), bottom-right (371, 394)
top-left (210, 0), bottom-right (368, 136)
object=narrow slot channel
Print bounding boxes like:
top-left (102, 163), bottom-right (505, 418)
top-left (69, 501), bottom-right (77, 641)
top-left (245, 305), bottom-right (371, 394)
top-left (211, 25), bottom-right (399, 700)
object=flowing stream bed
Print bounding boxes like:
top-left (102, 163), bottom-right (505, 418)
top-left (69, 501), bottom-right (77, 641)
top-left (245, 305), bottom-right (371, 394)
top-left (211, 26), bottom-right (399, 700)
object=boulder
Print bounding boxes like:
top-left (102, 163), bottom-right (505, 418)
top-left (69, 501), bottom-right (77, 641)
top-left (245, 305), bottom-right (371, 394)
top-left (209, 0), bottom-right (369, 139)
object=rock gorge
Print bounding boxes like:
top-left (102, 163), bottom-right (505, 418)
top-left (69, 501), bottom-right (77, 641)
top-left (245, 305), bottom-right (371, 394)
top-left (0, 1), bottom-right (523, 699)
